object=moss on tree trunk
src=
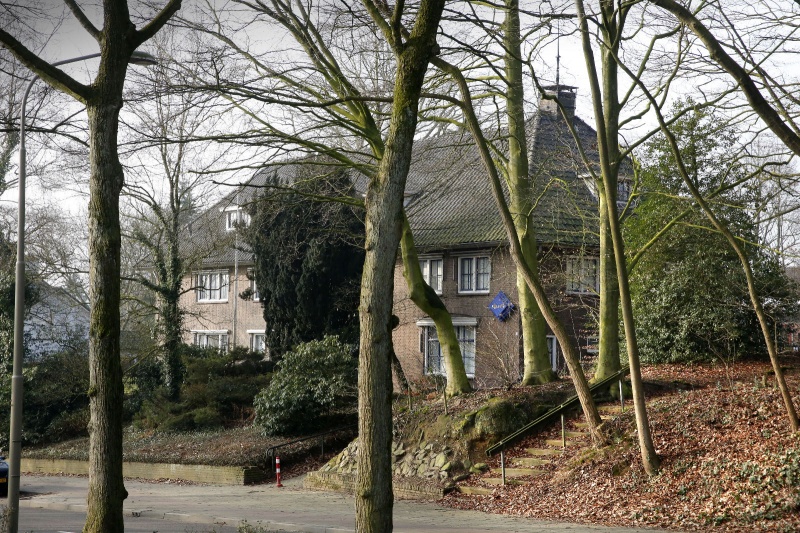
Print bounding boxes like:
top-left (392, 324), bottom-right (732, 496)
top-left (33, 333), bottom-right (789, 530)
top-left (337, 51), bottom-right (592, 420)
top-left (400, 215), bottom-right (471, 396)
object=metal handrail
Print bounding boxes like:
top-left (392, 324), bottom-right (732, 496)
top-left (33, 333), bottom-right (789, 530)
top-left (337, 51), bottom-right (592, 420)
top-left (485, 366), bottom-right (631, 457)
top-left (266, 423), bottom-right (357, 472)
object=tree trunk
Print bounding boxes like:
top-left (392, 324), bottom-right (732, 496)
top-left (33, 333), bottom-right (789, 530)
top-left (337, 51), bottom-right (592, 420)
top-left (504, 0), bottom-right (555, 386)
top-left (84, 102), bottom-right (127, 533)
top-left (575, 0), bottom-right (661, 474)
top-left (399, 215), bottom-right (471, 395)
top-left (594, 171), bottom-right (622, 390)
top-left (355, 2), bottom-right (445, 530)
top-left (431, 58), bottom-right (605, 443)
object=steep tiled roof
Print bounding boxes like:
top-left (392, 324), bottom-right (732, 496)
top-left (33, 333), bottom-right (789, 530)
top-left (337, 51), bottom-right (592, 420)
top-left (405, 108), bottom-right (601, 251)
top-left (186, 101), bottom-right (604, 264)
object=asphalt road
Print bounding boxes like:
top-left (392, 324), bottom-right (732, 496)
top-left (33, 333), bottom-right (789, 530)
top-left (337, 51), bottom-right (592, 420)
top-left (3, 474), bottom-right (672, 533)
top-left (10, 506), bottom-right (239, 533)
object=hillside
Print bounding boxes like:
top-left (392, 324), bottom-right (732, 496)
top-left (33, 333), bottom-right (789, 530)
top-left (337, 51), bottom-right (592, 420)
top-left (441, 359), bottom-right (800, 532)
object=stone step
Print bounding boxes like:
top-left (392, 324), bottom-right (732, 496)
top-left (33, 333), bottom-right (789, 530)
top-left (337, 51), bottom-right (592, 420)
top-left (564, 431), bottom-right (587, 438)
top-left (598, 405), bottom-right (623, 414)
top-left (483, 477), bottom-right (525, 486)
top-left (457, 485), bottom-right (493, 496)
top-left (513, 457), bottom-right (551, 467)
top-left (525, 448), bottom-right (563, 456)
top-left (489, 467), bottom-right (547, 477)
top-left (545, 439), bottom-right (583, 447)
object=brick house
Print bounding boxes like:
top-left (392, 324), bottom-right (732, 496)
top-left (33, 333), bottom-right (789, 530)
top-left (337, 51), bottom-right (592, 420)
top-left (392, 86), bottom-right (609, 388)
top-left (178, 181), bottom-right (268, 354)
top-left (181, 87), bottom-right (611, 388)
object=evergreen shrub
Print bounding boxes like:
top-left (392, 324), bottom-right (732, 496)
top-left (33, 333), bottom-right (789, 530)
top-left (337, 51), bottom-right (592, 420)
top-left (253, 336), bottom-right (357, 436)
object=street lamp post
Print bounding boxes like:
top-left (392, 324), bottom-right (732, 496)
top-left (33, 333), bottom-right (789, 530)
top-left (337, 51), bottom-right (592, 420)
top-left (7, 50), bottom-right (158, 533)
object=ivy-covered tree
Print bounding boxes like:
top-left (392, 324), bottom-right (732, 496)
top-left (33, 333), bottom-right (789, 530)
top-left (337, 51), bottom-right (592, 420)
top-left (241, 168), bottom-right (364, 358)
top-left (627, 106), bottom-right (799, 363)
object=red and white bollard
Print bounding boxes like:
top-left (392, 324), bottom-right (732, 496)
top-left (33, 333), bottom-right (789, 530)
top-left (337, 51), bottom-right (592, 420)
top-left (275, 456), bottom-right (283, 487)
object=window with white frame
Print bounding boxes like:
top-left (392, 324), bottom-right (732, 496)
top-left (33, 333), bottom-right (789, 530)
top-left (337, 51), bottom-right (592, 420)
top-left (247, 268), bottom-right (260, 302)
top-left (458, 256), bottom-right (490, 293)
top-left (195, 271), bottom-right (229, 302)
top-left (224, 207), bottom-right (251, 231)
top-left (617, 180), bottom-right (632, 209)
top-left (419, 257), bottom-right (443, 293)
top-left (584, 336), bottom-right (599, 355)
top-left (546, 335), bottom-right (560, 371)
top-left (566, 256), bottom-right (599, 294)
top-left (418, 319), bottom-right (476, 378)
top-left (249, 330), bottom-right (268, 355)
top-left (193, 331), bottom-right (229, 351)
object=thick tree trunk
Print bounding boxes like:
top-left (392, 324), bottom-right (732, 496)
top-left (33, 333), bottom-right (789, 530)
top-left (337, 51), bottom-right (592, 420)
top-left (504, 0), bottom-right (555, 386)
top-left (355, 2), bottom-right (445, 530)
top-left (399, 216), bottom-right (471, 395)
top-left (84, 102), bottom-right (127, 533)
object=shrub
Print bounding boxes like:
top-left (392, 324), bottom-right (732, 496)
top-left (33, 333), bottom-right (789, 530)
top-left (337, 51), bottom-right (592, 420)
top-left (254, 336), bottom-right (357, 435)
top-left (134, 345), bottom-right (273, 431)
top-left (0, 344), bottom-right (91, 447)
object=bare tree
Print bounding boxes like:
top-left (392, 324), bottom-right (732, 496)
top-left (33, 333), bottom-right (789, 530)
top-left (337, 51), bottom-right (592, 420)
top-left (0, 1), bottom-right (181, 530)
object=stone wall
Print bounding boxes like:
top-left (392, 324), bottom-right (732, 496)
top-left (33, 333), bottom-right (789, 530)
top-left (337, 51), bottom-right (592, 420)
top-left (21, 458), bottom-right (265, 485)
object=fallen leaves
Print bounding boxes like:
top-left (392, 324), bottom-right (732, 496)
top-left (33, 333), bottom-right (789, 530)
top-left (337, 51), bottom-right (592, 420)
top-left (441, 358), bottom-right (800, 532)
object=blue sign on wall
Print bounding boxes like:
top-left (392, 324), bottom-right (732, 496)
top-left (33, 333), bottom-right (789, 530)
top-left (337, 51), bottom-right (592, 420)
top-left (489, 290), bottom-right (515, 322)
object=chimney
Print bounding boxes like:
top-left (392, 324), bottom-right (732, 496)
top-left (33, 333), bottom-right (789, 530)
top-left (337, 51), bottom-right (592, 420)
top-left (539, 85), bottom-right (577, 122)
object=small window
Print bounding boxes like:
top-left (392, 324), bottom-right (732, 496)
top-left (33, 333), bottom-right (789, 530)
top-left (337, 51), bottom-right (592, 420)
top-left (420, 325), bottom-right (476, 378)
top-left (584, 336), bottom-right (599, 354)
top-left (566, 256), bottom-right (599, 295)
top-left (617, 180), bottom-right (631, 209)
top-left (458, 256), bottom-right (490, 293)
top-left (547, 335), bottom-right (561, 371)
top-left (225, 207), bottom-right (251, 231)
top-left (250, 332), bottom-right (267, 354)
top-left (247, 269), bottom-right (260, 302)
top-left (419, 258), bottom-right (443, 294)
top-left (193, 331), bottom-right (229, 352)
top-left (196, 271), bottom-right (230, 302)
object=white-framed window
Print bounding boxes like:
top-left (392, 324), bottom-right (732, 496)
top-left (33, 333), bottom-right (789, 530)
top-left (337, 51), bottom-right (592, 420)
top-left (193, 330), bottom-right (229, 352)
top-left (195, 271), bottom-right (230, 302)
top-left (248, 329), bottom-right (268, 355)
top-left (617, 180), bottom-right (632, 209)
top-left (224, 206), bottom-right (251, 231)
top-left (566, 256), bottom-right (599, 294)
top-left (547, 335), bottom-right (561, 371)
top-left (417, 318), bottom-right (476, 378)
top-left (458, 256), bottom-right (490, 293)
top-left (584, 336), bottom-right (599, 355)
top-left (419, 257), bottom-right (443, 294)
top-left (247, 268), bottom-right (260, 302)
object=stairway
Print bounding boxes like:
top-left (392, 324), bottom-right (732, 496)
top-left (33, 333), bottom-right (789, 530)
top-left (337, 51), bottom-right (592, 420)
top-left (456, 402), bottom-right (626, 495)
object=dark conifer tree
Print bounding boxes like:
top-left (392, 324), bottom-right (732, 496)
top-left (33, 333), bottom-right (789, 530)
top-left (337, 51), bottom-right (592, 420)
top-left (242, 168), bottom-right (364, 358)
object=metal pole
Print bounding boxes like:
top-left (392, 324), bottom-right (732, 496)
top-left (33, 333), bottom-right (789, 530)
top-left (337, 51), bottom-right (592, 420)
top-left (7, 51), bottom-right (156, 533)
top-left (619, 380), bottom-right (624, 412)
top-left (561, 413), bottom-right (566, 449)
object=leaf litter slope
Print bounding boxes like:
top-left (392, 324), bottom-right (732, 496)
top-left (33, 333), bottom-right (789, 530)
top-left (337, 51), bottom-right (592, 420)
top-left (442, 360), bottom-right (800, 532)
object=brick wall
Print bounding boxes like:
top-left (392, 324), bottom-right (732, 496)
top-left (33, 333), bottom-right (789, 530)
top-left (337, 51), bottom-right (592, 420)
top-left (392, 245), bottom-right (599, 389)
top-left (180, 265), bottom-right (266, 350)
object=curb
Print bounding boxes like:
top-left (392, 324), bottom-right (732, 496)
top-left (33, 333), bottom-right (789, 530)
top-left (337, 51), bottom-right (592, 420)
top-left (19, 500), bottom-right (355, 533)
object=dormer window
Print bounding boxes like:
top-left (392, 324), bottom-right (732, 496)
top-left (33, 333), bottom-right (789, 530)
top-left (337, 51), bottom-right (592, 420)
top-left (224, 206), bottom-right (250, 231)
top-left (617, 179), bottom-right (631, 208)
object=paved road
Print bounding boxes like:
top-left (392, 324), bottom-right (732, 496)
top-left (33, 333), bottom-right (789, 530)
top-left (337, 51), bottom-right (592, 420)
top-left (5, 474), bottom-right (670, 533)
